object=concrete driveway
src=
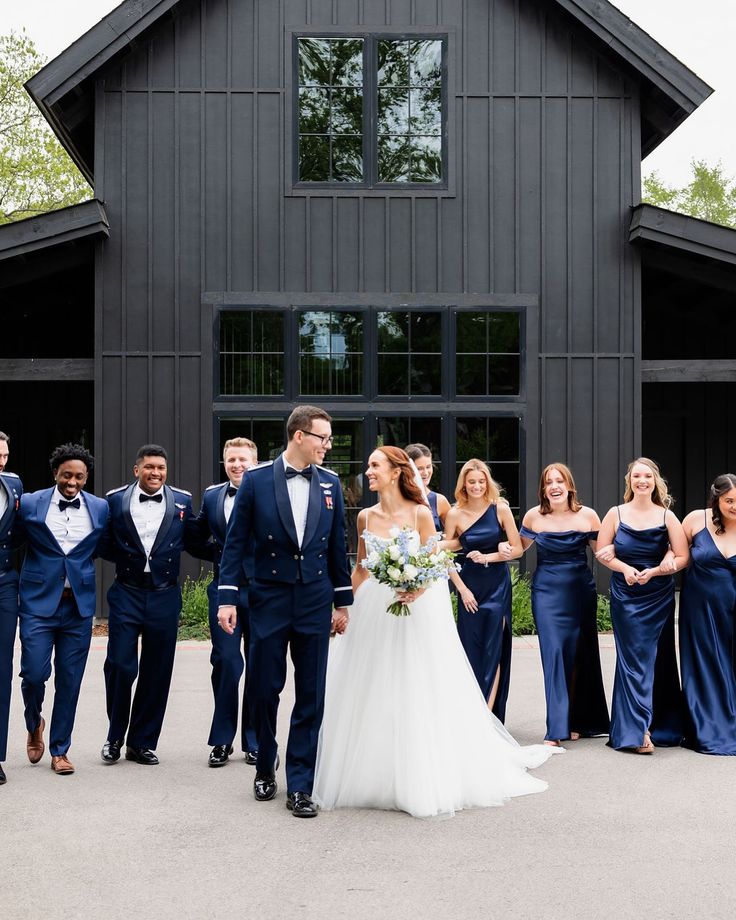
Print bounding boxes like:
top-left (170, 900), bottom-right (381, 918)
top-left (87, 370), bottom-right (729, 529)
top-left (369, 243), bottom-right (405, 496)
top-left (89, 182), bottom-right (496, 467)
top-left (2, 633), bottom-right (734, 920)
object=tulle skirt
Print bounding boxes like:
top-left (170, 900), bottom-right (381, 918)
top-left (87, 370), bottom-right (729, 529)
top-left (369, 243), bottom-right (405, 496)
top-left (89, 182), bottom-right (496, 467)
top-left (313, 578), bottom-right (558, 818)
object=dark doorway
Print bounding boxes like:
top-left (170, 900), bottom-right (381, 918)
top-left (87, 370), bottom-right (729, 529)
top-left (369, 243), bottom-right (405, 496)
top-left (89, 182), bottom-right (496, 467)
top-left (643, 382), bottom-right (736, 515)
top-left (1, 382), bottom-right (94, 492)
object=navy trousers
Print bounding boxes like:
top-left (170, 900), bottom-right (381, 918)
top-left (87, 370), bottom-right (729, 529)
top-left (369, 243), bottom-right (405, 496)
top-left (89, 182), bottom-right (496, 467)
top-left (247, 579), bottom-right (332, 794)
top-left (104, 581), bottom-right (180, 750)
top-left (0, 579), bottom-right (19, 761)
top-left (19, 594), bottom-right (93, 756)
top-left (207, 583), bottom-right (257, 751)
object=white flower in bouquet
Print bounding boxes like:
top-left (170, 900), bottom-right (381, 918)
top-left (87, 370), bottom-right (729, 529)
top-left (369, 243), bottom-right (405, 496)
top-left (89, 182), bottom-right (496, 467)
top-left (386, 566), bottom-right (402, 582)
top-left (388, 544), bottom-right (401, 561)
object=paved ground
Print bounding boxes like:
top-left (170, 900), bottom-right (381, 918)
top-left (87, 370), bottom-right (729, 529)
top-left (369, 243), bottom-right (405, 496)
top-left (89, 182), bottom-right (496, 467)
top-left (2, 631), bottom-right (735, 920)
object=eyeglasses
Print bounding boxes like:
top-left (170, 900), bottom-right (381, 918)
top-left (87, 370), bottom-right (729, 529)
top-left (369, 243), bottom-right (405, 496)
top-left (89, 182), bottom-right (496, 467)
top-left (298, 429), bottom-right (334, 448)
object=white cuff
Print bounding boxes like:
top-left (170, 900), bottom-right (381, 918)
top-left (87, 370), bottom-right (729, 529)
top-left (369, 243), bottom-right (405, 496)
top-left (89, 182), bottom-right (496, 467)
top-left (217, 585), bottom-right (239, 591)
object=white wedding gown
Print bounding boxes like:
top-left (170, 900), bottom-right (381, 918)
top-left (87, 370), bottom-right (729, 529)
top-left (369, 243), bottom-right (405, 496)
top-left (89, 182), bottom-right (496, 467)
top-left (313, 547), bottom-right (559, 818)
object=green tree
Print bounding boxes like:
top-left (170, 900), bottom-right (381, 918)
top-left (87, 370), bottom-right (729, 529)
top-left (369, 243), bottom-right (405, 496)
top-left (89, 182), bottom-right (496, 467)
top-left (0, 30), bottom-right (90, 225)
top-left (643, 160), bottom-right (736, 229)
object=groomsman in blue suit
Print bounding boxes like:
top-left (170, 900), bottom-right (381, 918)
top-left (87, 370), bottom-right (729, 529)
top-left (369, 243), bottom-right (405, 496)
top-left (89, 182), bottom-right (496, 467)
top-left (191, 437), bottom-right (259, 767)
top-left (0, 431), bottom-right (22, 785)
top-left (16, 443), bottom-right (109, 775)
top-left (218, 406), bottom-right (353, 817)
top-left (100, 444), bottom-right (196, 766)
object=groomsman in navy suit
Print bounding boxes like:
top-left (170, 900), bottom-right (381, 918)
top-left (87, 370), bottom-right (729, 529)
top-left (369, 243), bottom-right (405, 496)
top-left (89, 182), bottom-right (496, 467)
top-left (218, 406), bottom-right (353, 817)
top-left (100, 444), bottom-right (196, 766)
top-left (0, 431), bottom-right (22, 785)
top-left (16, 443), bottom-right (109, 775)
top-left (191, 437), bottom-right (259, 767)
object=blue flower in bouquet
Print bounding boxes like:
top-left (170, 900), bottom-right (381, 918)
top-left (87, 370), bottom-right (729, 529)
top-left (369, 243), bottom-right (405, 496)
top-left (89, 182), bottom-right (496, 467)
top-left (362, 526), bottom-right (458, 616)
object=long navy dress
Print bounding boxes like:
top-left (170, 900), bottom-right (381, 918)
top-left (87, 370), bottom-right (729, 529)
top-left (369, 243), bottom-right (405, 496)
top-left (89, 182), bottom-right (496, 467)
top-left (457, 504), bottom-right (512, 723)
top-left (608, 509), bottom-right (684, 749)
top-left (427, 491), bottom-right (442, 532)
top-left (521, 526), bottom-right (610, 741)
top-left (679, 518), bottom-right (736, 754)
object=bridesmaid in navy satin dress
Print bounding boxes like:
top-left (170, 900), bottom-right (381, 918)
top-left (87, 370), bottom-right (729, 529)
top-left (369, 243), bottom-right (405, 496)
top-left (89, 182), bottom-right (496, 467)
top-left (596, 458), bottom-right (689, 753)
top-left (405, 444), bottom-right (451, 534)
top-left (679, 475), bottom-right (736, 754)
top-left (517, 463), bottom-right (610, 745)
top-left (444, 460), bottom-right (522, 722)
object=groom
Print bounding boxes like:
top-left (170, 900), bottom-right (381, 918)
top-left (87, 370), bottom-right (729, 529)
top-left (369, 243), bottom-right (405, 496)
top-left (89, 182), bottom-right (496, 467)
top-left (217, 406), bottom-right (352, 817)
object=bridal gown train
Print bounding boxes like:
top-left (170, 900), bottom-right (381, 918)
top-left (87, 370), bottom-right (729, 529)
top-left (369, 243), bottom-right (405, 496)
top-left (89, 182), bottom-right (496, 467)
top-left (313, 544), bottom-right (559, 818)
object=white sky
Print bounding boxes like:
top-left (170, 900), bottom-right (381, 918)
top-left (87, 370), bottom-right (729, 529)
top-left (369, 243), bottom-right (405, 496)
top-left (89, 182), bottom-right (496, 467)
top-left (1, 0), bottom-right (734, 187)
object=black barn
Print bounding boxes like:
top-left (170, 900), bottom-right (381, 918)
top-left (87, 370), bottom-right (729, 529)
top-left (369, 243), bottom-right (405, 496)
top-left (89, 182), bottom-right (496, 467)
top-left (1, 0), bottom-right (734, 554)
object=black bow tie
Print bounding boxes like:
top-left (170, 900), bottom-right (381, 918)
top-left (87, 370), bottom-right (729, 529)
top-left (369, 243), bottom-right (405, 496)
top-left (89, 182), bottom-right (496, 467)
top-left (285, 466), bottom-right (312, 480)
top-left (59, 498), bottom-right (81, 511)
top-left (139, 493), bottom-right (163, 503)
top-left (226, 485), bottom-right (238, 497)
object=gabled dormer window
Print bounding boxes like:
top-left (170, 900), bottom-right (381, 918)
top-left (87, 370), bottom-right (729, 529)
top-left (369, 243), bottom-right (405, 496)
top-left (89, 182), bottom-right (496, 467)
top-left (296, 36), bottom-right (445, 187)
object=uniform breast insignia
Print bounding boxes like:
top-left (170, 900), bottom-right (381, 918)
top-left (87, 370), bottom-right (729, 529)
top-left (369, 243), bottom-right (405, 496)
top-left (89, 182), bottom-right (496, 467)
top-left (324, 492), bottom-right (333, 510)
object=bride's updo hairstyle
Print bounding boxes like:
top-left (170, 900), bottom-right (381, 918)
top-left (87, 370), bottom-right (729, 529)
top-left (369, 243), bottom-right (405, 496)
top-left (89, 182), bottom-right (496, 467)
top-left (378, 446), bottom-right (426, 505)
top-left (710, 473), bottom-right (736, 535)
top-left (623, 456), bottom-right (672, 508)
top-left (454, 459), bottom-right (502, 507)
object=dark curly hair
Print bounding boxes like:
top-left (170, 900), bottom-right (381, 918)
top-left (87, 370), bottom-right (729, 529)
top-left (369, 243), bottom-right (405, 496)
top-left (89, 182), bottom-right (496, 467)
top-left (49, 443), bottom-right (94, 474)
top-left (710, 474), bottom-right (736, 535)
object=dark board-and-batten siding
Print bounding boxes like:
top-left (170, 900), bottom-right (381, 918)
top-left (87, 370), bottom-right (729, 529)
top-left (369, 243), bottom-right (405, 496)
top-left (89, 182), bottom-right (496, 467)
top-left (95, 0), bottom-right (640, 515)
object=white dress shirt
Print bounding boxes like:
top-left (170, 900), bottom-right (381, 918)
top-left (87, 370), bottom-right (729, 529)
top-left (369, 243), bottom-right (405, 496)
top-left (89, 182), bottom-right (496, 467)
top-left (0, 481), bottom-right (8, 520)
top-left (45, 487), bottom-right (94, 586)
top-left (129, 483), bottom-right (166, 572)
top-left (224, 484), bottom-right (236, 524)
top-left (282, 454), bottom-right (310, 548)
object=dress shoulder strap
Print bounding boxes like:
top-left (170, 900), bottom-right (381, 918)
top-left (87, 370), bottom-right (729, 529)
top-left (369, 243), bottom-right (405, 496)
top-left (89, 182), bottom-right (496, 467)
top-left (414, 504), bottom-right (419, 529)
top-left (663, 506), bottom-right (668, 525)
top-left (704, 508), bottom-right (708, 528)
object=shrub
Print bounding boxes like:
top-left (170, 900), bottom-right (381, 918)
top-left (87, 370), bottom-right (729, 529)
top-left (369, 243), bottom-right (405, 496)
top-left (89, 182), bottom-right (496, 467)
top-left (178, 571), bottom-right (213, 640)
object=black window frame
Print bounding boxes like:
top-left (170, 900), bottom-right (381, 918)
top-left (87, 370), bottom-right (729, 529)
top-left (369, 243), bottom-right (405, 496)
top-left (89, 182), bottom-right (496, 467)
top-left (291, 32), bottom-right (449, 191)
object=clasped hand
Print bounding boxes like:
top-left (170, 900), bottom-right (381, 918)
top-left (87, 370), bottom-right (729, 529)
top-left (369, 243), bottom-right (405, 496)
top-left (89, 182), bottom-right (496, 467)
top-left (395, 588), bottom-right (426, 604)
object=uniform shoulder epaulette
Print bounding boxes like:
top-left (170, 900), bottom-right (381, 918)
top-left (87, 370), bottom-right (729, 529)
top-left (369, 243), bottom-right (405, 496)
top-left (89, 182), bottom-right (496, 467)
top-left (170, 486), bottom-right (192, 497)
top-left (1, 471), bottom-right (20, 479)
top-left (254, 460), bottom-right (274, 469)
top-left (315, 465), bottom-right (339, 479)
top-left (205, 483), bottom-right (222, 491)
top-left (106, 485), bottom-right (127, 496)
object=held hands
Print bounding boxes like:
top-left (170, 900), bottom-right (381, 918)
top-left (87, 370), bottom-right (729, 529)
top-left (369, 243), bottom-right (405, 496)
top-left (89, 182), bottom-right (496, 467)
top-left (332, 607), bottom-right (349, 635)
top-left (217, 605), bottom-right (238, 634)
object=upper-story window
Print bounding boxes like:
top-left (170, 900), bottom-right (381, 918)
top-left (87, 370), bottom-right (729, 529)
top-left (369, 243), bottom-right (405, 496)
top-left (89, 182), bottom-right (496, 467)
top-left (296, 36), bottom-right (445, 187)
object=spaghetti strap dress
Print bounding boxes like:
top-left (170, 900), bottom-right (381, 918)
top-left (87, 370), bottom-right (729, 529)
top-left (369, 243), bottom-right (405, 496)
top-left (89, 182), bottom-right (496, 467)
top-left (608, 508), bottom-right (684, 749)
top-left (457, 504), bottom-right (512, 722)
top-left (520, 526), bottom-right (610, 740)
top-left (679, 514), bottom-right (736, 754)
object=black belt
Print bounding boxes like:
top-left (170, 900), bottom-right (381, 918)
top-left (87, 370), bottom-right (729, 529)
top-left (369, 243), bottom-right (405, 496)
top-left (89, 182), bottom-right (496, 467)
top-left (116, 575), bottom-right (176, 592)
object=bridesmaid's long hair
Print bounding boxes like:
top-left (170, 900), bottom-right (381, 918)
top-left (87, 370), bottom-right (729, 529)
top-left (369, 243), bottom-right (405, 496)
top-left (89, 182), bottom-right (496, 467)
top-left (623, 457), bottom-right (672, 509)
top-left (538, 462), bottom-right (582, 515)
top-left (377, 446), bottom-right (426, 505)
top-left (710, 474), bottom-right (736, 535)
top-left (454, 459), bottom-right (502, 507)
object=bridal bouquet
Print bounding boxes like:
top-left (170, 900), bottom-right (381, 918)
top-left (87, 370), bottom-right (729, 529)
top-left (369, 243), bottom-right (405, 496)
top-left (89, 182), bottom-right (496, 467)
top-left (362, 526), bottom-right (458, 617)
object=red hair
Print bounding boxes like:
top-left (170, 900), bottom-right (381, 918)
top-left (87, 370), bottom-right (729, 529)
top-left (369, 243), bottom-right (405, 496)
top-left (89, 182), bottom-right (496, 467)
top-left (377, 447), bottom-right (426, 505)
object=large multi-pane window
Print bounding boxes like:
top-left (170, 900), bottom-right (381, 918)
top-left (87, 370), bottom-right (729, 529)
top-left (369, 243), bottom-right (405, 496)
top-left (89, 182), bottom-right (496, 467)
top-left (456, 311), bottom-right (521, 397)
top-left (456, 417), bottom-right (520, 512)
top-left (376, 311), bottom-right (442, 396)
top-left (219, 311), bottom-right (284, 396)
top-left (299, 310), bottom-right (363, 396)
top-left (296, 36), bottom-right (444, 186)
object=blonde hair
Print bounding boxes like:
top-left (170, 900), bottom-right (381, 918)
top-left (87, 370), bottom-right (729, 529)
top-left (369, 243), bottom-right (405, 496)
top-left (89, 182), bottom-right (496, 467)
top-left (223, 437), bottom-right (258, 461)
top-left (539, 463), bottom-right (582, 515)
top-left (454, 459), bottom-right (501, 507)
top-left (623, 457), bottom-right (672, 508)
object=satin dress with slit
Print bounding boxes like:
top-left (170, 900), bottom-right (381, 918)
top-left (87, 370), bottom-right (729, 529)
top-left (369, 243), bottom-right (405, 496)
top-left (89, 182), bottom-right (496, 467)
top-left (521, 526), bottom-right (610, 741)
top-left (608, 510), bottom-right (684, 750)
top-left (457, 504), bottom-right (512, 723)
top-left (679, 517), bottom-right (736, 754)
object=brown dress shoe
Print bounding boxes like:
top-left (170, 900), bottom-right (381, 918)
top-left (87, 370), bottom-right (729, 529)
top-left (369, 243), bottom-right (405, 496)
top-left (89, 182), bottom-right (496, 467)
top-left (27, 718), bottom-right (46, 764)
top-left (51, 754), bottom-right (75, 775)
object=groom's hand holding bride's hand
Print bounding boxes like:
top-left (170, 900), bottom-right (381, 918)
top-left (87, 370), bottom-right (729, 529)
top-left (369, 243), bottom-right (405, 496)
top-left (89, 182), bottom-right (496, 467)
top-left (332, 607), bottom-right (349, 634)
top-left (217, 605), bottom-right (238, 635)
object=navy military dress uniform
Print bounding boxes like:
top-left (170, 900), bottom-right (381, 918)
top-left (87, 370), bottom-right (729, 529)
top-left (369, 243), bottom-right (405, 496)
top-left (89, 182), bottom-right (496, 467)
top-left (190, 481), bottom-right (257, 755)
top-left (101, 483), bottom-right (195, 752)
top-left (0, 471), bottom-right (22, 764)
top-left (16, 487), bottom-right (109, 757)
top-left (218, 456), bottom-right (353, 795)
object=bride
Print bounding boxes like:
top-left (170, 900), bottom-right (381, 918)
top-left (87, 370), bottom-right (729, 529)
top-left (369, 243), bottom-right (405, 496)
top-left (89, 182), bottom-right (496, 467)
top-left (313, 446), bottom-right (560, 818)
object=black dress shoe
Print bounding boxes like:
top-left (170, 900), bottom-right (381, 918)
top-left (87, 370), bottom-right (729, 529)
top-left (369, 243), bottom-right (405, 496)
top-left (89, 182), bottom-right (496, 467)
top-left (286, 791), bottom-right (319, 818)
top-left (243, 749), bottom-right (258, 765)
top-left (125, 746), bottom-right (159, 765)
top-left (254, 772), bottom-right (277, 801)
top-left (208, 744), bottom-right (234, 767)
top-left (0, 763), bottom-right (6, 785)
top-left (101, 739), bottom-right (124, 764)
